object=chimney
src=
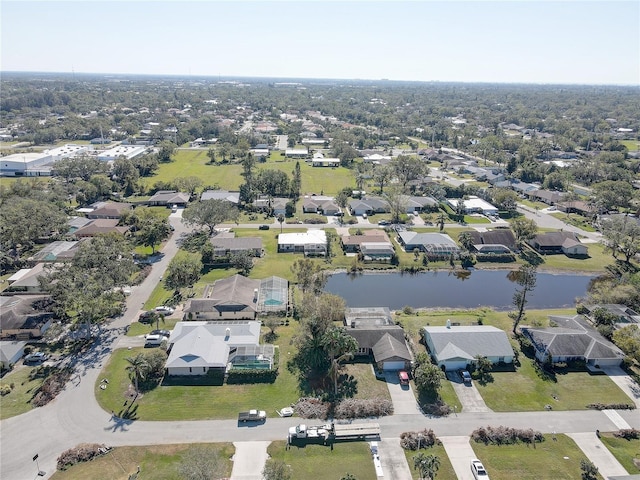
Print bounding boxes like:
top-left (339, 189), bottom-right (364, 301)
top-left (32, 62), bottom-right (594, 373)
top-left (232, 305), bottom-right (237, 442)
top-left (446, 319), bottom-right (451, 329)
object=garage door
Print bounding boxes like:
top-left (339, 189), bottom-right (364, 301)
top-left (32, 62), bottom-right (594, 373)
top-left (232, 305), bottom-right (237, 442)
top-left (383, 361), bottom-right (406, 371)
top-left (443, 361), bottom-right (468, 371)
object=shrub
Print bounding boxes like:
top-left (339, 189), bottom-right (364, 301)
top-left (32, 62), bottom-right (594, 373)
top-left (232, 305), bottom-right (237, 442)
top-left (32, 368), bottom-right (72, 407)
top-left (613, 428), bottom-right (640, 439)
top-left (400, 429), bottom-right (439, 450)
top-left (226, 368), bottom-right (278, 384)
top-left (587, 403), bottom-right (635, 411)
top-left (333, 398), bottom-right (394, 419)
top-left (471, 425), bottom-right (544, 445)
top-left (0, 384), bottom-right (12, 396)
top-left (294, 397), bottom-right (331, 419)
top-left (57, 444), bottom-right (106, 470)
top-left (402, 305), bottom-right (415, 315)
top-left (421, 399), bottom-right (452, 416)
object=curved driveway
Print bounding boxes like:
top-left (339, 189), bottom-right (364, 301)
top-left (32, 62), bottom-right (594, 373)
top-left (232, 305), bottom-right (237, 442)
top-left (2, 210), bottom-right (637, 480)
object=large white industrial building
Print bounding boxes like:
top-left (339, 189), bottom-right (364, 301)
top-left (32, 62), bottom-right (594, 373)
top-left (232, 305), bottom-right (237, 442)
top-left (0, 144), bottom-right (91, 177)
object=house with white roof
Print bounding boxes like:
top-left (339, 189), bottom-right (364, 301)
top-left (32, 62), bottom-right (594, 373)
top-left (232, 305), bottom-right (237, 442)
top-left (165, 321), bottom-right (274, 376)
top-left (278, 229), bottom-right (326, 256)
top-left (446, 196), bottom-right (498, 215)
top-left (422, 324), bottom-right (515, 371)
top-left (97, 145), bottom-right (147, 161)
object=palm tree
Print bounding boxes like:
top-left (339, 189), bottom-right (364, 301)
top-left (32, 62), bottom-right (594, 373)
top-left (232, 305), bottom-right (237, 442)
top-left (277, 213), bottom-right (285, 233)
top-left (322, 327), bottom-right (358, 395)
top-left (413, 452), bottom-right (441, 480)
top-left (125, 353), bottom-right (149, 396)
top-left (458, 232), bottom-right (474, 252)
top-left (436, 213), bottom-right (447, 232)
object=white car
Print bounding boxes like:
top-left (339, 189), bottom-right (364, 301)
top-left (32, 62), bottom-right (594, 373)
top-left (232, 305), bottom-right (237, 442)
top-left (154, 306), bottom-right (175, 315)
top-left (470, 459), bottom-right (490, 479)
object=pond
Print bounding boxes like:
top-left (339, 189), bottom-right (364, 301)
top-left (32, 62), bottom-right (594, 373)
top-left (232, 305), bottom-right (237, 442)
top-left (324, 270), bottom-right (596, 311)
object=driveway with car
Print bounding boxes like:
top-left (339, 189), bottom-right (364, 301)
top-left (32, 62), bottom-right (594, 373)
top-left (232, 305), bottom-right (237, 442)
top-left (384, 371), bottom-right (421, 415)
top-left (446, 371), bottom-right (491, 413)
top-left (439, 436), bottom-right (477, 480)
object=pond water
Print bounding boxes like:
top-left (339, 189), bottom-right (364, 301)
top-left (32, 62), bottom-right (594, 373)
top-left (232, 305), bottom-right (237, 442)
top-left (324, 270), bottom-right (596, 311)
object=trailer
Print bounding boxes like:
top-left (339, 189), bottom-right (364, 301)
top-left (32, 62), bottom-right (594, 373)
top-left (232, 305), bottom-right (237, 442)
top-left (238, 409), bottom-right (266, 423)
top-left (288, 422), bottom-right (380, 444)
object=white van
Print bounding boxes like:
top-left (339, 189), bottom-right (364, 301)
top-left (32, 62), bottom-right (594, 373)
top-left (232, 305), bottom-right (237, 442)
top-left (144, 334), bottom-right (164, 347)
top-left (171, 204), bottom-right (178, 213)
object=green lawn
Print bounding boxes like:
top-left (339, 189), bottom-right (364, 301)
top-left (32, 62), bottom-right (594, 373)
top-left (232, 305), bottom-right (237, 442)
top-left (343, 363), bottom-right (391, 401)
top-left (599, 433), bottom-right (640, 473)
top-left (620, 139), bottom-right (640, 151)
top-left (532, 241), bottom-right (613, 272)
top-left (97, 324), bottom-right (302, 420)
top-left (471, 434), bottom-right (604, 480)
top-left (268, 440), bottom-right (377, 480)
top-left (403, 444), bottom-right (457, 480)
top-left (0, 366), bottom-right (46, 419)
top-left (126, 316), bottom-right (180, 337)
top-left (50, 443), bottom-right (234, 480)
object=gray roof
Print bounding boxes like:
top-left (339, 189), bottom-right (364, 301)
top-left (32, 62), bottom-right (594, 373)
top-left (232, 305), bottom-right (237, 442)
top-left (188, 275), bottom-right (259, 314)
top-left (422, 325), bottom-right (514, 361)
top-left (346, 326), bottom-right (405, 350)
top-left (530, 231), bottom-right (580, 247)
top-left (522, 315), bottom-right (625, 362)
top-left (30, 241), bottom-right (80, 262)
top-left (399, 232), bottom-right (460, 253)
top-left (148, 190), bottom-right (190, 204)
top-left (0, 341), bottom-right (27, 364)
top-left (200, 190), bottom-right (240, 203)
top-left (371, 333), bottom-right (412, 362)
top-left (466, 230), bottom-right (517, 251)
top-left (0, 295), bottom-right (53, 331)
top-left (209, 236), bottom-right (262, 252)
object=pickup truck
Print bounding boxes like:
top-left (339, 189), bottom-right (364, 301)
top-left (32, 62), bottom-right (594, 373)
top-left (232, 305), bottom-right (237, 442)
top-left (238, 409), bottom-right (266, 423)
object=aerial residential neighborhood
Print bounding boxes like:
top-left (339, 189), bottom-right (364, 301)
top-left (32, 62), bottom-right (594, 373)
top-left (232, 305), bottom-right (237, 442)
top-left (1, 2), bottom-right (640, 479)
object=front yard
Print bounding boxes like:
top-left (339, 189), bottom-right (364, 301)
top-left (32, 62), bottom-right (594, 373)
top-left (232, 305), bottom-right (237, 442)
top-left (402, 443), bottom-right (457, 480)
top-left (0, 365), bottom-right (46, 419)
top-left (599, 432), bottom-right (640, 474)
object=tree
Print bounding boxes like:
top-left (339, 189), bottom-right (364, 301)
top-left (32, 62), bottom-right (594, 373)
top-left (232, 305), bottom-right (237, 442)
top-left (112, 157), bottom-right (139, 195)
top-left (165, 253), bottom-right (202, 293)
top-left (178, 446), bottom-right (224, 480)
top-left (490, 188), bottom-right (518, 213)
top-left (125, 353), bottom-right (149, 395)
top-left (206, 147), bottom-right (217, 165)
top-left (182, 199), bottom-right (239, 235)
top-left (256, 169), bottom-right (290, 197)
top-left (458, 232), bottom-right (474, 251)
top-left (373, 164), bottom-right (393, 194)
top-left (413, 452), bottom-right (440, 480)
top-left (230, 251), bottom-right (254, 276)
top-left (510, 217), bottom-right (537, 249)
top-left (612, 325), bottom-right (640, 363)
top-left (592, 180), bottom-right (634, 212)
top-left (413, 362), bottom-right (444, 395)
top-left (290, 258), bottom-right (325, 293)
top-left (174, 176), bottom-right (203, 198)
top-left (322, 326), bottom-right (358, 395)
top-left (385, 187), bottom-right (409, 223)
top-left (392, 155), bottom-right (425, 189)
top-left (262, 459), bottom-right (292, 480)
top-left (134, 210), bottom-right (171, 254)
top-left (240, 153), bottom-right (257, 203)
top-left (436, 213), bottom-right (447, 232)
top-left (290, 161), bottom-right (302, 199)
top-left (277, 213), bottom-right (285, 232)
top-left (601, 216), bottom-right (640, 262)
top-left (157, 141), bottom-right (176, 163)
top-left (508, 264), bottom-right (537, 334)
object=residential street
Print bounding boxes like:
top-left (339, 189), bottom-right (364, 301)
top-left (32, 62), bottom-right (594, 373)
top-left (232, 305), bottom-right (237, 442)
top-left (1, 210), bottom-right (638, 480)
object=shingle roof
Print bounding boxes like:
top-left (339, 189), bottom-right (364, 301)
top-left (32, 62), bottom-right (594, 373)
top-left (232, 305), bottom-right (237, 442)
top-left (422, 326), bottom-right (514, 361)
top-left (371, 333), bottom-right (412, 362)
top-left (466, 230), bottom-right (517, 251)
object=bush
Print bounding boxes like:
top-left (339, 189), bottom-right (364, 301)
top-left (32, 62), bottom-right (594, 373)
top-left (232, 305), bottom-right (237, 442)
top-left (471, 425), bottom-right (544, 445)
top-left (400, 429), bottom-right (439, 450)
top-left (421, 399), bottom-right (452, 416)
top-left (586, 403), bottom-right (635, 411)
top-left (32, 368), bottom-right (72, 407)
top-left (475, 253), bottom-right (516, 263)
top-left (613, 428), bottom-right (640, 439)
top-left (0, 384), bottom-right (12, 396)
top-left (226, 368), bottom-right (278, 384)
top-left (294, 397), bottom-right (331, 419)
top-left (333, 398), bottom-right (394, 419)
top-left (57, 444), bottom-right (107, 470)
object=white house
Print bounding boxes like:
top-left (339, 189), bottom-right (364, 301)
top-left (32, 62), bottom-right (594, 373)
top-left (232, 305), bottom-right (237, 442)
top-left (277, 229), bottom-right (327, 255)
top-left (422, 324), bottom-right (515, 371)
top-left (446, 196), bottom-right (498, 216)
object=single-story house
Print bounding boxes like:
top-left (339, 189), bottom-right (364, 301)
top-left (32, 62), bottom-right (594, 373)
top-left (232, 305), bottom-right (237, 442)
top-left (183, 274), bottom-right (288, 320)
top-left (6, 263), bottom-right (48, 293)
top-left (209, 233), bottom-right (263, 257)
top-left (341, 229), bottom-right (391, 253)
top-left (465, 229), bottom-right (517, 252)
top-left (446, 196), bottom-right (498, 216)
top-left (86, 202), bottom-right (133, 219)
top-left (147, 190), bottom-right (190, 207)
top-left (348, 197), bottom-right (390, 216)
top-left (555, 200), bottom-right (597, 216)
top-left (278, 229), bottom-right (326, 256)
top-left (473, 244), bottom-right (512, 254)
top-left (360, 243), bottom-right (395, 261)
top-left (422, 324), bottom-right (515, 371)
top-left (68, 216), bottom-right (93, 233)
top-left (200, 190), bottom-right (240, 204)
top-left (343, 307), bottom-right (412, 371)
top-left (521, 315), bottom-right (625, 367)
top-left (302, 196), bottom-right (341, 216)
top-left (312, 157), bottom-right (340, 167)
top-left (28, 240), bottom-right (80, 262)
top-left (528, 231), bottom-right (588, 256)
top-left (253, 197), bottom-right (288, 216)
top-left (398, 232), bottom-right (460, 257)
top-left (285, 148), bottom-right (309, 158)
top-left (363, 153), bottom-right (392, 165)
top-left (0, 295), bottom-right (54, 340)
top-left (166, 321), bottom-right (274, 375)
top-left (73, 219), bottom-right (130, 238)
top-left (0, 340), bottom-right (27, 370)
top-left (405, 196), bottom-right (439, 213)
top-left (526, 189), bottom-right (566, 205)
top-left (581, 304), bottom-right (640, 325)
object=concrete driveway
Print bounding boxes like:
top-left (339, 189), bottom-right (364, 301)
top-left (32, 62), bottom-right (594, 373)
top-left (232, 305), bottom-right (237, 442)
top-left (567, 432), bottom-right (629, 478)
top-left (230, 441), bottom-right (270, 480)
top-left (377, 437), bottom-right (413, 479)
top-left (384, 372), bottom-right (421, 415)
top-left (601, 366), bottom-right (640, 408)
top-left (446, 372), bottom-right (491, 413)
top-left (439, 436), bottom-right (477, 480)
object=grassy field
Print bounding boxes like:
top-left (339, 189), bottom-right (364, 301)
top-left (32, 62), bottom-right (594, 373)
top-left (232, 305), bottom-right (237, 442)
top-left (532, 241), bottom-right (612, 272)
top-left (50, 443), bottom-right (234, 480)
top-left (472, 434), bottom-right (604, 480)
top-left (97, 322), bottom-right (302, 420)
top-left (402, 443), bottom-right (457, 480)
top-left (268, 440), bottom-right (377, 480)
top-left (0, 366), bottom-right (46, 419)
top-left (599, 433), bottom-right (640, 473)
top-left (620, 139), bottom-right (640, 151)
top-left (140, 149), bottom-right (356, 196)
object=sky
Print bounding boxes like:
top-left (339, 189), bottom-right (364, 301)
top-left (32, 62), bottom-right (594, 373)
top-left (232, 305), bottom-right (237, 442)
top-left (2, 1), bottom-right (639, 85)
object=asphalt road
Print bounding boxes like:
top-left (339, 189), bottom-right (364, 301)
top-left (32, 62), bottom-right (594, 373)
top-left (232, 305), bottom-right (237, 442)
top-left (0, 208), bottom-right (633, 480)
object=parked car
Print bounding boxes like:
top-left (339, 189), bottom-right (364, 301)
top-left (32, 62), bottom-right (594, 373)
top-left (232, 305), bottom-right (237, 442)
top-left (378, 219), bottom-right (390, 226)
top-left (150, 329), bottom-right (171, 338)
top-left (258, 224), bottom-right (270, 230)
top-left (24, 352), bottom-right (48, 364)
top-left (154, 306), bottom-right (175, 315)
top-left (139, 311), bottom-right (155, 323)
top-left (398, 370), bottom-right (410, 386)
top-left (144, 334), bottom-right (165, 347)
top-left (470, 459), bottom-right (490, 479)
top-left (460, 370), bottom-right (472, 384)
